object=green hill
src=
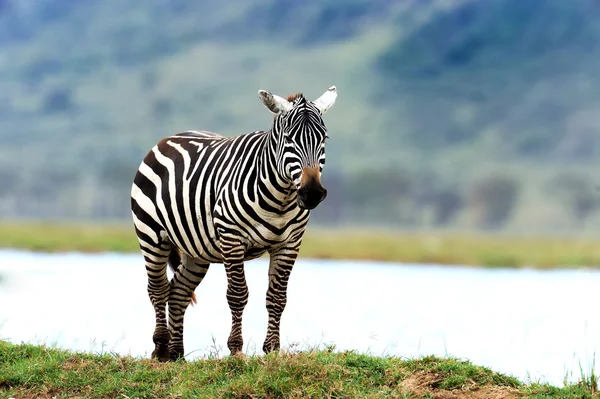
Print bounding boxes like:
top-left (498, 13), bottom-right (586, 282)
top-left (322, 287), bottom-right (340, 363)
top-left (1, 341), bottom-right (598, 398)
top-left (2, 0), bottom-right (600, 232)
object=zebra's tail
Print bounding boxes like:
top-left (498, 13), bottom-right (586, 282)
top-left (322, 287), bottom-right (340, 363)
top-left (168, 249), bottom-right (198, 306)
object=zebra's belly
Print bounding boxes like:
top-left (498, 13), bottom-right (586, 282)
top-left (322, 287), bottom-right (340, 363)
top-left (159, 207), bottom-right (224, 263)
top-left (240, 216), bottom-right (308, 255)
top-left (168, 204), bottom-right (308, 264)
top-left (182, 247), bottom-right (265, 264)
top-left (161, 216), bottom-right (290, 264)
top-left (244, 246), bottom-right (269, 261)
top-left (179, 243), bottom-right (267, 263)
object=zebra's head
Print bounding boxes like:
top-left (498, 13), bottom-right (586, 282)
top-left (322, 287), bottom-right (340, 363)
top-left (258, 86), bottom-right (337, 210)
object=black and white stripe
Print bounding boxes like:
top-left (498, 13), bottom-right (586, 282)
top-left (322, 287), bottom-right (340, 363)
top-left (131, 87), bottom-right (337, 360)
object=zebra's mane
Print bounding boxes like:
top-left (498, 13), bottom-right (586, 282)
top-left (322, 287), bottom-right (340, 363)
top-left (286, 93), bottom-right (304, 103)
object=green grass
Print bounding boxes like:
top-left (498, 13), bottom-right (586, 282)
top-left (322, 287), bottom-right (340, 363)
top-left (2, 222), bottom-right (600, 269)
top-left (1, 341), bottom-right (597, 398)
top-left (0, 222), bottom-right (136, 253)
top-left (301, 229), bottom-right (600, 268)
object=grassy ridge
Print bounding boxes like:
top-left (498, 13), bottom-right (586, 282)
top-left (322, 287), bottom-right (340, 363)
top-left (1, 341), bottom-right (597, 398)
top-left (2, 222), bottom-right (600, 268)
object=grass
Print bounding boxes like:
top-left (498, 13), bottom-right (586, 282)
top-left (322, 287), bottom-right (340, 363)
top-left (0, 222), bottom-right (136, 253)
top-left (1, 341), bottom-right (598, 399)
top-left (573, 354), bottom-right (599, 396)
top-left (2, 222), bottom-right (600, 268)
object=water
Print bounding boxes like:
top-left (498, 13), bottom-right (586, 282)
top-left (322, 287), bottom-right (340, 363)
top-left (0, 250), bottom-right (598, 386)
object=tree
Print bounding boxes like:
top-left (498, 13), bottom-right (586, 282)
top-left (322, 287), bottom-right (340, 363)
top-left (469, 175), bottom-right (520, 229)
top-left (545, 173), bottom-right (600, 225)
top-left (431, 188), bottom-right (464, 226)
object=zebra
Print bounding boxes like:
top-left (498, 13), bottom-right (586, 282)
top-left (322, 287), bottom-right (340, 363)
top-left (131, 86), bottom-right (338, 361)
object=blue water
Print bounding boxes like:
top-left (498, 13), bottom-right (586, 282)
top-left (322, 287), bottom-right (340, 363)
top-left (0, 250), bottom-right (598, 386)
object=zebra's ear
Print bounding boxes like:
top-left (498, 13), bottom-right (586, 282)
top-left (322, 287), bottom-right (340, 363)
top-left (258, 90), bottom-right (293, 115)
top-left (313, 86), bottom-right (337, 114)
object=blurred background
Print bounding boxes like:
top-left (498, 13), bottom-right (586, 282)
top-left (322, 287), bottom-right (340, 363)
top-left (1, 0), bottom-right (600, 234)
top-left (3, 2), bottom-right (600, 388)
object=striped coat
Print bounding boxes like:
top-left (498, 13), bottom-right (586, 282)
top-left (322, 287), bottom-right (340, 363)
top-left (131, 87), bottom-right (337, 360)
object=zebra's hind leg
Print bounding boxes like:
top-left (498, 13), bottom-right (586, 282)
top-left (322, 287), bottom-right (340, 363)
top-left (139, 239), bottom-right (172, 362)
top-left (263, 244), bottom-right (299, 354)
top-left (167, 254), bottom-right (210, 361)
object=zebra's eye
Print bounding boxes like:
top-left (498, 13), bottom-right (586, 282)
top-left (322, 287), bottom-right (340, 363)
top-left (284, 135), bottom-right (293, 143)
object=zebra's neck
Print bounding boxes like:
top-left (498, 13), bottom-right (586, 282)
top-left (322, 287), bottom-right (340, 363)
top-left (255, 130), bottom-right (298, 212)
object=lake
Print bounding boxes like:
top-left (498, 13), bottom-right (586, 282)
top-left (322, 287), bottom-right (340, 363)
top-left (0, 250), bottom-right (598, 386)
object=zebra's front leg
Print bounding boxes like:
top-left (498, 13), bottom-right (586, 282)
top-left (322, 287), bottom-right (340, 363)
top-left (167, 258), bottom-right (210, 361)
top-left (263, 244), bottom-right (299, 354)
top-left (222, 241), bottom-right (249, 355)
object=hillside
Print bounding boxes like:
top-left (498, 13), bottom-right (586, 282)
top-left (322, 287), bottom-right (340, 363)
top-left (377, 0), bottom-right (600, 158)
top-left (1, 0), bottom-right (600, 231)
top-left (1, 341), bottom-right (597, 398)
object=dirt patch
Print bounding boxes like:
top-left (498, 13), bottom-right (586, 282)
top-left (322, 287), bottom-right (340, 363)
top-left (7, 386), bottom-right (88, 399)
top-left (402, 371), bottom-right (523, 399)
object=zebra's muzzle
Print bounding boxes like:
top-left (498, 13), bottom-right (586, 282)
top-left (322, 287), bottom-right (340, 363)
top-left (297, 167), bottom-right (327, 210)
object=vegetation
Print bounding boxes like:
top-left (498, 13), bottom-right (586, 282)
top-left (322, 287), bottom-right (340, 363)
top-left (0, 222), bottom-right (136, 253)
top-left (3, 222), bottom-right (600, 268)
top-left (1, 341), bottom-right (598, 398)
top-left (1, 0), bottom-right (600, 232)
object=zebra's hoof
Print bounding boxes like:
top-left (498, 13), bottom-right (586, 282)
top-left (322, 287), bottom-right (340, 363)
top-left (170, 355), bottom-right (186, 362)
top-left (168, 346), bottom-right (186, 362)
top-left (228, 345), bottom-right (244, 356)
top-left (231, 351), bottom-right (247, 359)
top-left (152, 344), bottom-right (170, 363)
